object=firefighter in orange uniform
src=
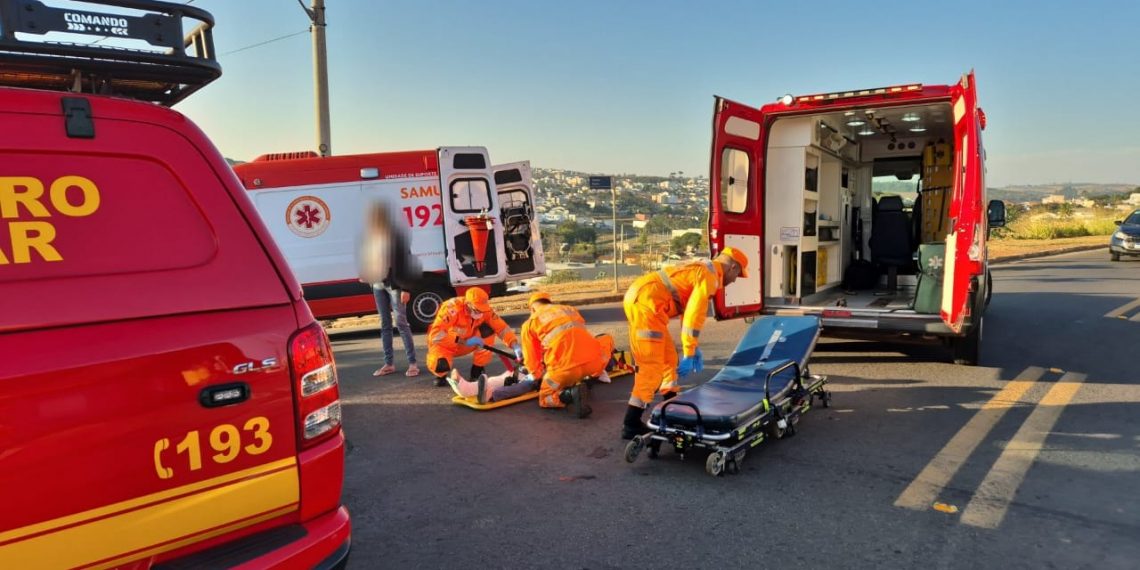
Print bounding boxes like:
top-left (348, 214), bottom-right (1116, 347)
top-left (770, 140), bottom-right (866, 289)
top-left (620, 247), bottom-right (748, 439)
top-left (520, 292), bottom-right (615, 418)
top-left (426, 288), bottom-right (520, 386)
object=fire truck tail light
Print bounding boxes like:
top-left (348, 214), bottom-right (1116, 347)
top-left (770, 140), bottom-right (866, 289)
top-left (290, 323), bottom-right (341, 448)
top-left (301, 364), bottom-right (337, 397)
top-left (304, 402), bottom-right (342, 440)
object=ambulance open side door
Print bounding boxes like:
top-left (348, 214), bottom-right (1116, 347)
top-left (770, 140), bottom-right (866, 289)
top-left (493, 161), bottom-right (546, 280)
top-left (941, 71), bottom-right (984, 333)
top-left (438, 146), bottom-right (508, 285)
top-left (709, 96), bottom-right (766, 320)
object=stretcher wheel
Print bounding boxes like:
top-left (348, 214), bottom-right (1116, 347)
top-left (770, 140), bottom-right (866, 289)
top-left (624, 436), bottom-right (645, 463)
top-left (705, 451), bottom-right (726, 477)
top-left (820, 391), bottom-right (832, 408)
top-left (726, 460), bottom-right (740, 475)
top-left (647, 440), bottom-right (661, 459)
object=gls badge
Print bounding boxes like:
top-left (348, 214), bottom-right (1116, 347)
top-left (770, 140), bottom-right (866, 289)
top-left (233, 358), bottom-right (280, 374)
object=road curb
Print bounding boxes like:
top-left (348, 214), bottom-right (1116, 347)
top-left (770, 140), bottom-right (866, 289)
top-left (991, 244), bottom-right (1106, 264)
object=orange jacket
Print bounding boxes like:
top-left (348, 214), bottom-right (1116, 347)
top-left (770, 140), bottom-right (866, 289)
top-left (630, 259), bottom-right (723, 357)
top-left (428, 297), bottom-right (518, 351)
top-left (520, 303), bottom-right (597, 378)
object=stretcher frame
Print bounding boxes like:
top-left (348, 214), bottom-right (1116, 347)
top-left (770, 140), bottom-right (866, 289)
top-left (451, 349), bottom-right (635, 410)
top-left (624, 359), bottom-right (830, 477)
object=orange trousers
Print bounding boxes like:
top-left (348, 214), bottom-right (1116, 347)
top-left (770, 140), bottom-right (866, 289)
top-left (538, 334), bottom-right (615, 408)
top-left (623, 281), bottom-right (679, 409)
top-left (426, 335), bottom-right (495, 378)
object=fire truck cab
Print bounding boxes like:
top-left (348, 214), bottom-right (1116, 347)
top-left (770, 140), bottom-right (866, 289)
top-left (234, 150), bottom-right (546, 331)
top-left (708, 74), bottom-right (1005, 364)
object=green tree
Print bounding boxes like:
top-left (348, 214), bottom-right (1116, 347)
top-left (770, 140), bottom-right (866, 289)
top-left (671, 232), bottom-right (702, 255)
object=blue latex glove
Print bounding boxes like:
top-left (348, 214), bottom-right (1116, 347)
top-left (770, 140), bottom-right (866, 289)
top-left (676, 349), bottom-right (704, 378)
top-left (464, 337), bottom-right (484, 347)
top-left (512, 344), bottom-right (523, 361)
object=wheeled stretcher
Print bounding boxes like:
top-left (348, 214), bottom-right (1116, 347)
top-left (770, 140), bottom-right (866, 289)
top-left (624, 316), bottom-right (830, 476)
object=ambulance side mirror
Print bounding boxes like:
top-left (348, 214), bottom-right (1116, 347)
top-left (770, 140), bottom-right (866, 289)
top-left (987, 200), bottom-right (1006, 228)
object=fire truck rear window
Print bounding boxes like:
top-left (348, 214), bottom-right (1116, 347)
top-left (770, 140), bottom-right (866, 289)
top-left (0, 153), bottom-right (216, 283)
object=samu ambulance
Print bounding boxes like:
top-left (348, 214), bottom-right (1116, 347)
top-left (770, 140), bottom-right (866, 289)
top-left (233, 150), bottom-right (547, 331)
top-left (0, 1), bottom-right (350, 567)
top-left (707, 74), bottom-right (1005, 364)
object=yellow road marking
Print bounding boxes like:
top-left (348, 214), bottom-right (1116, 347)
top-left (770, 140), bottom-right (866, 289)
top-left (1104, 297), bottom-right (1140, 319)
top-left (893, 367), bottom-right (1043, 511)
top-left (960, 373), bottom-right (1086, 529)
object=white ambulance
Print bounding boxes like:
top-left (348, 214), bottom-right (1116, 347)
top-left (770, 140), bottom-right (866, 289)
top-left (233, 147), bottom-right (546, 330)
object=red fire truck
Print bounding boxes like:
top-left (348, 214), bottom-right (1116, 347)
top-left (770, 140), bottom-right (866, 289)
top-left (1, 1), bottom-right (349, 567)
top-left (233, 150), bottom-right (546, 331)
top-left (707, 74), bottom-right (1005, 364)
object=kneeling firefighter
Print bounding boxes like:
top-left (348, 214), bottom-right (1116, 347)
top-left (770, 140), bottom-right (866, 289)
top-left (520, 292), bottom-right (616, 418)
top-left (427, 288), bottom-right (521, 386)
top-left (620, 247), bottom-right (748, 439)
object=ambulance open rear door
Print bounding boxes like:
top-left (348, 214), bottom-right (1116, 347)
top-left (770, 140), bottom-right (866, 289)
top-left (438, 147), bottom-right (508, 285)
top-left (709, 96), bottom-right (767, 320)
top-left (493, 161), bottom-right (546, 280)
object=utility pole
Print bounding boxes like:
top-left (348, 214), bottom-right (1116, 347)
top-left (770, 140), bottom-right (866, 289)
top-left (299, 0), bottom-right (331, 156)
top-left (611, 186), bottom-right (618, 292)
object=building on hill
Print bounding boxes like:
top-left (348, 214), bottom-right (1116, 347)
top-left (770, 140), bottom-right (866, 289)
top-left (1042, 195), bottom-right (1066, 205)
top-left (1128, 192), bottom-right (1140, 206)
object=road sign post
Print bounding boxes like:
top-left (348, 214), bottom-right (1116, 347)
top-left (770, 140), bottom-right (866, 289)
top-left (589, 176), bottom-right (618, 292)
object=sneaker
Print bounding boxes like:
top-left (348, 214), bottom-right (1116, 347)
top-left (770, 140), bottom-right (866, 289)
top-left (405, 364), bottom-right (420, 377)
top-left (373, 364), bottom-right (396, 377)
top-left (476, 374), bottom-right (488, 405)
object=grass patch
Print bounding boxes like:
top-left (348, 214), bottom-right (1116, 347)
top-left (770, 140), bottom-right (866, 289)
top-left (1002, 214), bottom-right (1118, 240)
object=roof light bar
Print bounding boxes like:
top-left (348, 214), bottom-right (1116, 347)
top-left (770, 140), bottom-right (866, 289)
top-left (794, 84), bottom-right (922, 104)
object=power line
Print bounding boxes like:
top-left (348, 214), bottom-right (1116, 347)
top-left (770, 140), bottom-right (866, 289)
top-left (221, 28), bottom-right (310, 56)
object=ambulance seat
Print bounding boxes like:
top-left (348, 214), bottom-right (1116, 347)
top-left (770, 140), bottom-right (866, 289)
top-left (869, 195), bottom-right (913, 291)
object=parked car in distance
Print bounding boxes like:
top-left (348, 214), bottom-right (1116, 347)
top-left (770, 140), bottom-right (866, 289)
top-left (1110, 209), bottom-right (1140, 261)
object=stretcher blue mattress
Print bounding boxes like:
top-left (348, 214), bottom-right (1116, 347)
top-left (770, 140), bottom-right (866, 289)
top-left (649, 316), bottom-right (820, 434)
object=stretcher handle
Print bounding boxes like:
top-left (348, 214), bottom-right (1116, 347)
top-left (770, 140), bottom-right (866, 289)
top-left (763, 359), bottom-right (802, 403)
top-left (480, 343), bottom-right (518, 362)
top-left (658, 400), bottom-right (704, 439)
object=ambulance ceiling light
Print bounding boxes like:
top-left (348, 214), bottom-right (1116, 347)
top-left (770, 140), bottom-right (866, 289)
top-left (909, 125), bottom-right (927, 133)
top-left (858, 126), bottom-right (876, 136)
top-left (846, 119), bottom-right (866, 127)
top-left (901, 113), bottom-right (921, 122)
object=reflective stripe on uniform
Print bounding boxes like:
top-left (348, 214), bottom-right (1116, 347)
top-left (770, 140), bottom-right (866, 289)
top-left (629, 396), bottom-right (647, 408)
top-left (635, 329), bottom-right (663, 340)
top-left (541, 321), bottom-right (582, 347)
top-left (430, 333), bottom-right (447, 343)
top-left (542, 395), bottom-right (559, 407)
top-left (544, 377), bottom-right (560, 390)
top-left (680, 326), bottom-right (700, 338)
top-left (661, 379), bottom-right (678, 391)
top-left (655, 269), bottom-right (682, 309)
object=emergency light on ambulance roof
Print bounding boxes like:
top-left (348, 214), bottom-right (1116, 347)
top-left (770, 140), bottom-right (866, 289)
top-left (780, 94), bottom-right (795, 105)
top-left (360, 168), bottom-right (379, 179)
top-left (795, 83), bottom-right (923, 104)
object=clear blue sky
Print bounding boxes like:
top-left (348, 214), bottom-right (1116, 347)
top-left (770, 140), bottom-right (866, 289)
top-left (171, 0), bottom-right (1140, 187)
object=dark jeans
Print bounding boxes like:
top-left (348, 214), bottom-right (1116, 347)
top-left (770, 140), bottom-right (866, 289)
top-left (374, 286), bottom-right (417, 366)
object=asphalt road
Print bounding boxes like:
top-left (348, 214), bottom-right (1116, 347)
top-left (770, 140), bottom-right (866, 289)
top-left (331, 249), bottom-right (1140, 569)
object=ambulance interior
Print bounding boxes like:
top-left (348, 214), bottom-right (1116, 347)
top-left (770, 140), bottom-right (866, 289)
top-left (759, 103), bottom-right (957, 313)
top-left (498, 187), bottom-right (539, 275)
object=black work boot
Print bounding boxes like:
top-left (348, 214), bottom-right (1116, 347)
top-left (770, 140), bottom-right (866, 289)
top-left (469, 365), bottom-right (485, 381)
top-left (571, 384), bottom-right (592, 419)
top-left (621, 405), bottom-right (649, 440)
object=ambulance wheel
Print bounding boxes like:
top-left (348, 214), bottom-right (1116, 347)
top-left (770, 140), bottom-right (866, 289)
top-left (705, 451), bottom-right (726, 477)
top-left (408, 284), bottom-right (453, 333)
top-left (624, 436), bottom-right (645, 463)
top-left (952, 315), bottom-right (982, 366)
